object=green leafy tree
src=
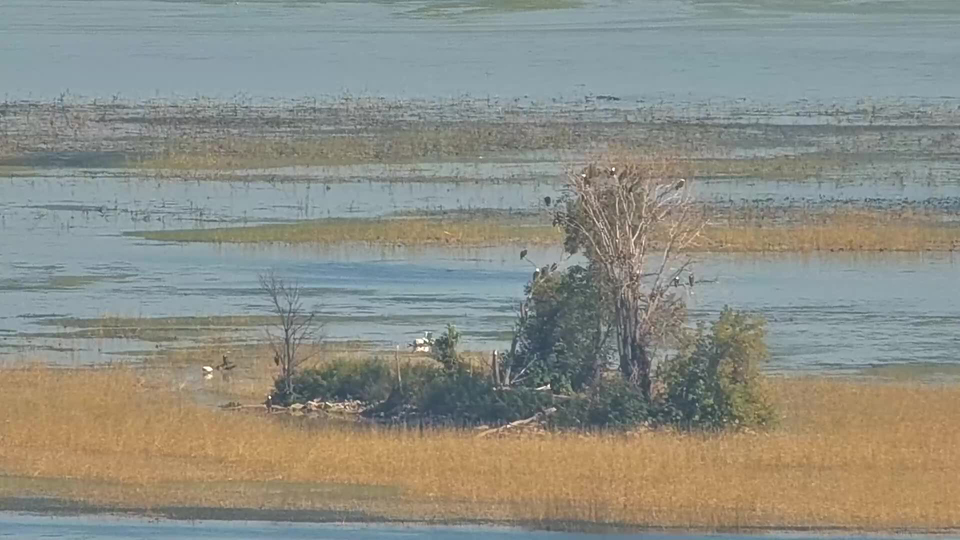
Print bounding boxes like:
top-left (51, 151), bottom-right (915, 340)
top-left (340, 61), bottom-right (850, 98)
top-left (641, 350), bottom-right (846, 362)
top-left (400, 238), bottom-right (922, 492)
top-left (505, 265), bottom-right (614, 393)
top-left (658, 308), bottom-right (776, 429)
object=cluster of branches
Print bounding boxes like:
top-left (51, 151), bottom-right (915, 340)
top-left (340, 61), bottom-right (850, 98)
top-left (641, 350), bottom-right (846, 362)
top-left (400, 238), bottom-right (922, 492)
top-left (548, 156), bottom-right (705, 397)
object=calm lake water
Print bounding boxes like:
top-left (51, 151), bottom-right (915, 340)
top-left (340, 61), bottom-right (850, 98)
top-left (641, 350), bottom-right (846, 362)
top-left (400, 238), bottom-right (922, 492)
top-left (1, 175), bottom-right (958, 374)
top-left (3, 0), bottom-right (960, 102)
top-left (0, 513), bottom-right (948, 540)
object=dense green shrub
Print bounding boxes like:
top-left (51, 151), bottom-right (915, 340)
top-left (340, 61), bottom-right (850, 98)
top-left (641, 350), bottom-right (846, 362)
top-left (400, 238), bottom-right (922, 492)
top-left (277, 357), bottom-right (395, 405)
top-left (657, 308), bottom-right (777, 429)
top-left (552, 376), bottom-right (652, 429)
top-left (430, 324), bottom-right (463, 372)
top-left (418, 365), bottom-right (553, 423)
top-left (505, 265), bottom-right (613, 393)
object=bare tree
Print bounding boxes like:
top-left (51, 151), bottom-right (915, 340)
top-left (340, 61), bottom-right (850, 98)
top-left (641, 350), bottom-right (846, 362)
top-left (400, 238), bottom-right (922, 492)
top-left (557, 157), bottom-right (704, 397)
top-left (259, 271), bottom-right (321, 399)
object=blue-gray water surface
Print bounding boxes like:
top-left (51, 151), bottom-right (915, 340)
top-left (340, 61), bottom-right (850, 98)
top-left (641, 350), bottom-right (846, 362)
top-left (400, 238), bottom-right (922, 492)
top-left (1, 513), bottom-right (953, 540)
top-left (3, 0), bottom-right (960, 102)
top-left (1, 176), bottom-right (958, 374)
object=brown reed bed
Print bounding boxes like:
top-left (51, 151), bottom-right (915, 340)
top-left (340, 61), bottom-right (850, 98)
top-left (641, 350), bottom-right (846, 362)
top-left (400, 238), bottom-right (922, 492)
top-left (131, 217), bottom-right (563, 247)
top-left (4, 96), bottom-right (959, 180)
top-left (139, 125), bottom-right (585, 170)
top-left (2, 366), bottom-right (960, 532)
top-left (128, 209), bottom-right (960, 252)
top-left (704, 209), bottom-right (960, 252)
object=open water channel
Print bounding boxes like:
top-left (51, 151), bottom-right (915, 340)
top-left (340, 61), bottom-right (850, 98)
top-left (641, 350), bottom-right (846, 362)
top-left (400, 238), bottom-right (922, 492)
top-left (2, 513), bottom-right (955, 540)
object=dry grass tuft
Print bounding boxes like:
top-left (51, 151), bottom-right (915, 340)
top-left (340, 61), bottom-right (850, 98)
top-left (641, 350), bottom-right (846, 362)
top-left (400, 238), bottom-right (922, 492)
top-left (3, 367), bottom-right (960, 531)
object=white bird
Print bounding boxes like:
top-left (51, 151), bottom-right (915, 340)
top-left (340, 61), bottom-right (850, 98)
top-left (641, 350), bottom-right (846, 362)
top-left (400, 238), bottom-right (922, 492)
top-left (201, 366), bottom-right (214, 380)
top-left (411, 331), bottom-right (434, 353)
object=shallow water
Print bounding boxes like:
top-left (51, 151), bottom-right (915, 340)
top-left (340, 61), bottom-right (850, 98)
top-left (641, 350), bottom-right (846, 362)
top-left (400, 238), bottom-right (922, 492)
top-left (3, 0), bottom-right (960, 102)
top-left (1, 176), bottom-right (958, 373)
top-left (0, 513), bottom-right (944, 540)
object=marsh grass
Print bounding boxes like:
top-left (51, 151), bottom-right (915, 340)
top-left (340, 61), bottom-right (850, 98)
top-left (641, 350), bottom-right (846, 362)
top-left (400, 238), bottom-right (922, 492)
top-left (130, 210), bottom-right (960, 251)
top-left (138, 124), bottom-right (584, 170)
top-left (6, 97), bottom-right (959, 182)
top-left (3, 367), bottom-right (960, 531)
top-left (132, 217), bottom-right (563, 247)
top-left (704, 209), bottom-right (960, 252)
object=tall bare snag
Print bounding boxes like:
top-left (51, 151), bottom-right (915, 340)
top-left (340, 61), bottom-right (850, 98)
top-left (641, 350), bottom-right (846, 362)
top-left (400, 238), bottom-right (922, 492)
top-left (558, 158), bottom-right (704, 397)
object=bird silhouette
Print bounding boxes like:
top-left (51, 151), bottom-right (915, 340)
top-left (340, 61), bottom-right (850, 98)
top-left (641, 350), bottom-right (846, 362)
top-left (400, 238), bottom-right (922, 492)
top-left (543, 196), bottom-right (552, 207)
top-left (688, 273), bottom-right (695, 288)
top-left (520, 249), bottom-right (528, 260)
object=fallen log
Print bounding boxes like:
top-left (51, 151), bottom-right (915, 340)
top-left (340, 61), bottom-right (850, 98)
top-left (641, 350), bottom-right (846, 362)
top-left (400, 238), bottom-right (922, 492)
top-left (477, 407), bottom-right (557, 438)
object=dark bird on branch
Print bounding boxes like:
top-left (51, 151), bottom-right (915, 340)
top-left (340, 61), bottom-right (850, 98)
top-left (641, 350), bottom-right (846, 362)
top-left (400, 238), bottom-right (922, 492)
top-left (520, 249), bottom-right (528, 260)
top-left (688, 273), bottom-right (695, 288)
top-left (543, 196), bottom-right (552, 207)
top-left (674, 178), bottom-right (686, 191)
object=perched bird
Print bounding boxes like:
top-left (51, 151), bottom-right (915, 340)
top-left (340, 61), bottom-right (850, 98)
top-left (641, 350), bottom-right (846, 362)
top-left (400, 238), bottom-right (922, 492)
top-left (674, 178), bottom-right (686, 191)
top-left (273, 352), bottom-right (281, 366)
top-left (543, 196), bottom-right (552, 207)
top-left (520, 249), bottom-right (528, 260)
top-left (672, 275), bottom-right (681, 287)
top-left (218, 354), bottom-right (236, 371)
top-left (201, 365), bottom-right (214, 380)
top-left (688, 273), bottom-right (695, 288)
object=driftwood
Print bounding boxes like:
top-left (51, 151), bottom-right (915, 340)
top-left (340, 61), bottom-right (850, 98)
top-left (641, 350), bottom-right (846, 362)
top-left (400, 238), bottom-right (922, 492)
top-left (477, 407), bottom-right (557, 438)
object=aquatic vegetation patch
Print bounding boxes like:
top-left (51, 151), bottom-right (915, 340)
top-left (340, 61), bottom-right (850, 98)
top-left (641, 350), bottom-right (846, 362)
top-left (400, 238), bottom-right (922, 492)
top-left (0, 274), bottom-right (132, 292)
top-left (127, 208), bottom-right (960, 252)
top-left (129, 217), bottom-right (562, 247)
top-left (406, 0), bottom-right (583, 18)
top-left (704, 210), bottom-right (960, 252)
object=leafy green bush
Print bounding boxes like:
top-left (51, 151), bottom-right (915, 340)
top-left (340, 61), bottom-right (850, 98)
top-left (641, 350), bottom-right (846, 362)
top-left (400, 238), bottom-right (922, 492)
top-left (418, 365), bottom-right (553, 423)
top-left (657, 308), bottom-right (776, 429)
top-left (431, 324), bottom-right (462, 372)
top-left (278, 357), bottom-right (395, 405)
top-left (506, 265), bottom-right (613, 393)
top-left (552, 376), bottom-right (652, 429)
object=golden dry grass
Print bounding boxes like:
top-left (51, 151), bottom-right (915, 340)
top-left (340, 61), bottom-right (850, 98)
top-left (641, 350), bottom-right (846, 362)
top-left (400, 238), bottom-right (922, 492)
top-left (704, 210), bottom-right (960, 252)
top-left (130, 210), bottom-right (960, 252)
top-left (3, 367), bottom-right (960, 531)
top-left (132, 218), bottom-right (562, 247)
top-left (139, 124), bottom-right (581, 170)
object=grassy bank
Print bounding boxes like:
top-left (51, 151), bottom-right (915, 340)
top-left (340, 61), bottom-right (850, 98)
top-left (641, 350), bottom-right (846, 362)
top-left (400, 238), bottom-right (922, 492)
top-left (129, 210), bottom-right (960, 251)
top-left (2, 366), bottom-right (960, 531)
